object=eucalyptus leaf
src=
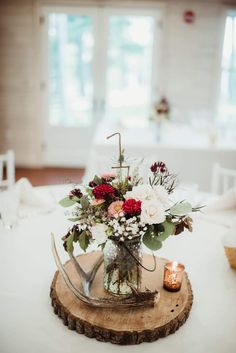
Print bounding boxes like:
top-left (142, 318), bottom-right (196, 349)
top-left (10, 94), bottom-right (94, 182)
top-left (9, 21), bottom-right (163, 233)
top-left (86, 187), bottom-right (93, 197)
top-left (78, 230), bottom-right (90, 252)
top-left (59, 196), bottom-right (76, 208)
top-left (80, 195), bottom-right (90, 210)
top-left (143, 231), bottom-right (163, 251)
top-left (93, 175), bottom-right (103, 185)
top-left (67, 217), bottom-right (80, 222)
top-left (155, 223), bottom-right (164, 233)
top-left (66, 232), bottom-right (74, 254)
top-left (170, 202), bottom-right (192, 216)
top-left (72, 196), bottom-right (81, 202)
top-left (157, 220), bottom-right (175, 242)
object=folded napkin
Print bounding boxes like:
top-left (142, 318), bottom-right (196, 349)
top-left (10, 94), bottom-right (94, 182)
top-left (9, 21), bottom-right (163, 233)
top-left (201, 187), bottom-right (236, 228)
top-left (0, 178), bottom-right (55, 219)
top-left (17, 178), bottom-right (55, 217)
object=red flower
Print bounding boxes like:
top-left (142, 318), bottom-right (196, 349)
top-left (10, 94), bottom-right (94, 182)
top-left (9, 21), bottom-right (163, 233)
top-left (92, 184), bottom-right (115, 200)
top-left (122, 199), bottom-right (142, 216)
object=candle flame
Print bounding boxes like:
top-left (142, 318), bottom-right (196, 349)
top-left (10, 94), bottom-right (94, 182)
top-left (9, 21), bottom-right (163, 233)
top-left (172, 261), bottom-right (178, 271)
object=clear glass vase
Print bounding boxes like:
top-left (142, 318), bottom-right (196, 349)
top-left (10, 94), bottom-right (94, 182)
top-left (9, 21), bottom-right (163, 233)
top-left (103, 239), bottom-right (142, 296)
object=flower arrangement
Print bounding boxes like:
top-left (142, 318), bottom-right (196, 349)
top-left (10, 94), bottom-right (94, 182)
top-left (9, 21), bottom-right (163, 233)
top-left (58, 132), bottom-right (202, 296)
top-left (60, 161), bottom-right (200, 254)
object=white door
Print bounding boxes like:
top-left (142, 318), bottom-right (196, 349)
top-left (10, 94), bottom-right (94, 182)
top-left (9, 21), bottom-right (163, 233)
top-left (40, 6), bottom-right (161, 167)
top-left (103, 9), bottom-right (160, 128)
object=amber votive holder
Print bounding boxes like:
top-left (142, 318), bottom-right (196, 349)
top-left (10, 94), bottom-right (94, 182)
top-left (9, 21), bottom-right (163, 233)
top-left (163, 261), bottom-right (185, 292)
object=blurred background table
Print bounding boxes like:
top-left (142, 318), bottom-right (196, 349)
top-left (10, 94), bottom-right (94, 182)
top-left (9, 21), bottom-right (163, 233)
top-left (84, 122), bottom-right (236, 191)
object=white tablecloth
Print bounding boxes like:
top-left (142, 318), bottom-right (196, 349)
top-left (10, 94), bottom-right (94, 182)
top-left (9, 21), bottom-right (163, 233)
top-left (0, 185), bottom-right (236, 353)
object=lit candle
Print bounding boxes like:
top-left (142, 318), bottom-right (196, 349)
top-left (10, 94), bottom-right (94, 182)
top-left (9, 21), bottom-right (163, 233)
top-left (163, 261), bottom-right (185, 292)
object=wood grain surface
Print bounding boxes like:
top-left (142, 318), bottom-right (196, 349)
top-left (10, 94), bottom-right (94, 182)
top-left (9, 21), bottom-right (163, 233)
top-left (50, 252), bottom-right (193, 345)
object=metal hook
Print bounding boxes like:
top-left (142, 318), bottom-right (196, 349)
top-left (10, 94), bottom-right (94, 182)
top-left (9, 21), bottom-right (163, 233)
top-left (107, 132), bottom-right (130, 179)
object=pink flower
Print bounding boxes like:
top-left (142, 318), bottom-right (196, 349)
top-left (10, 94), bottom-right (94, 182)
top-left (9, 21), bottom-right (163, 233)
top-left (101, 172), bottom-right (116, 180)
top-left (108, 201), bottom-right (124, 217)
top-left (91, 199), bottom-right (105, 206)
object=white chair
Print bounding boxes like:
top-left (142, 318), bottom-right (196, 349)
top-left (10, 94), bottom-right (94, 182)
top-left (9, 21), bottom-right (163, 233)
top-left (0, 150), bottom-right (15, 189)
top-left (211, 163), bottom-right (236, 195)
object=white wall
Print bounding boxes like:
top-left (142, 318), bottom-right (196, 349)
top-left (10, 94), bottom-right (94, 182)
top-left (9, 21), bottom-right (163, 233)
top-left (0, 0), bottom-right (234, 167)
top-left (0, 0), bottom-right (42, 167)
top-left (162, 0), bottom-right (224, 120)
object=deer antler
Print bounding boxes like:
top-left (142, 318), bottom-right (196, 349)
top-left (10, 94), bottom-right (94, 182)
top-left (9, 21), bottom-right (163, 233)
top-left (68, 252), bottom-right (103, 296)
top-left (51, 234), bottom-right (158, 308)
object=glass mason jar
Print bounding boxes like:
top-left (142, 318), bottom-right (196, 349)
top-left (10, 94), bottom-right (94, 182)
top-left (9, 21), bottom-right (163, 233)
top-left (103, 238), bottom-right (142, 296)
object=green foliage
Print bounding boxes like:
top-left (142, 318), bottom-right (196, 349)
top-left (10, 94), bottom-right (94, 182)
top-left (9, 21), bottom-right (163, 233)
top-left (170, 202), bottom-right (192, 216)
top-left (99, 242), bottom-right (106, 251)
top-left (143, 228), bottom-right (163, 251)
top-left (80, 195), bottom-right (90, 210)
top-left (65, 232), bottom-right (74, 253)
top-left (86, 187), bottom-right (93, 197)
top-left (113, 177), bottom-right (130, 195)
top-left (78, 230), bottom-right (90, 252)
top-left (143, 220), bottom-right (176, 251)
top-left (67, 217), bottom-right (81, 222)
top-left (154, 223), bottom-right (164, 233)
top-left (156, 220), bottom-right (175, 242)
top-left (59, 196), bottom-right (76, 207)
top-left (93, 175), bottom-right (103, 185)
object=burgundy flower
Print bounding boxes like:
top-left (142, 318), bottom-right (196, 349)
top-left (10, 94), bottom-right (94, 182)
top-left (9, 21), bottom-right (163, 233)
top-left (89, 181), bottom-right (97, 188)
top-left (92, 184), bottom-right (115, 200)
top-left (122, 199), bottom-right (142, 216)
top-left (150, 162), bottom-right (158, 173)
top-left (160, 166), bottom-right (166, 173)
top-left (150, 161), bottom-right (167, 173)
top-left (69, 188), bottom-right (83, 199)
top-left (158, 161), bottom-right (166, 173)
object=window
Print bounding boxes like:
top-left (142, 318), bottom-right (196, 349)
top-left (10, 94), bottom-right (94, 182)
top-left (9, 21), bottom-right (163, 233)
top-left (46, 9), bottom-right (158, 128)
top-left (48, 13), bottom-right (94, 127)
top-left (219, 12), bottom-right (236, 128)
top-left (42, 6), bottom-right (161, 166)
top-left (106, 16), bottom-right (154, 127)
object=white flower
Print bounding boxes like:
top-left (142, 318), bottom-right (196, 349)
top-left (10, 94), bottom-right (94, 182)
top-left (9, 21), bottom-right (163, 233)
top-left (153, 185), bottom-right (170, 209)
top-left (125, 185), bottom-right (155, 202)
top-left (140, 200), bottom-right (166, 225)
top-left (91, 224), bottom-right (108, 244)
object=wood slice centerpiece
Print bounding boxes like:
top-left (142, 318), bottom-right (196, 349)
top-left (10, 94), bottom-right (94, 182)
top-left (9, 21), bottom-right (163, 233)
top-left (50, 252), bottom-right (193, 345)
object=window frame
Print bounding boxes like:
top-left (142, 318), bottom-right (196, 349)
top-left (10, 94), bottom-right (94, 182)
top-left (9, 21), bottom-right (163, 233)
top-left (217, 8), bottom-right (236, 129)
